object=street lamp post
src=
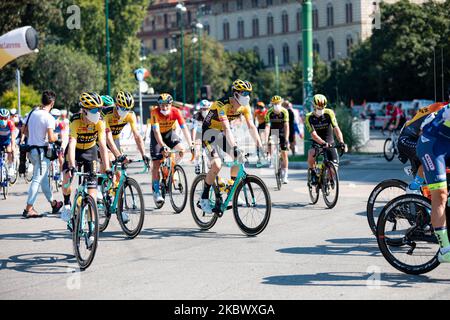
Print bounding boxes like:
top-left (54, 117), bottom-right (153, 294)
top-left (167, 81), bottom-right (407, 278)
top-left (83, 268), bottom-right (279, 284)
top-left (192, 36), bottom-right (198, 105)
top-left (176, 3), bottom-right (187, 105)
top-left (195, 22), bottom-right (204, 96)
top-left (105, 0), bottom-right (111, 95)
top-left (169, 48), bottom-right (178, 101)
top-left (302, 0), bottom-right (314, 155)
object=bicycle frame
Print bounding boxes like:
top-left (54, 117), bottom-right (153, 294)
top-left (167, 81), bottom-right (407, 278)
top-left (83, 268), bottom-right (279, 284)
top-left (0, 151), bottom-right (6, 187)
top-left (216, 160), bottom-right (248, 214)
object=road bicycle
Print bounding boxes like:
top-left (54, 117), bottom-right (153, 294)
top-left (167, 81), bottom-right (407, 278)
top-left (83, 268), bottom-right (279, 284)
top-left (383, 129), bottom-right (399, 162)
top-left (0, 148), bottom-right (9, 199)
top-left (268, 135), bottom-right (283, 191)
top-left (97, 158), bottom-right (145, 238)
top-left (307, 142), bottom-right (344, 209)
top-left (189, 153), bottom-right (271, 236)
top-left (48, 158), bottom-right (62, 193)
top-left (153, 150), bottom-right (188, 213)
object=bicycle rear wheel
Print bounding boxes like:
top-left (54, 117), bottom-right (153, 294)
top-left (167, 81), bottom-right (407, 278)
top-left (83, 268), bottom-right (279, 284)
top-left (9, 158), bottom-right (19, 186)
top-left (169, 165), bottom-right (188, 213)
top-left (376, 194), bottom-right (439, 275)
top-left (233, 175), bottom-right (271, 236)
top-left (366, 179), bottom-right (407, 235)
top-left (322, 162), bottom-right (339, 209)
top-left (98, 179), bottom-right (111, 232)
top-left (189, 174), bottom-right (219, 230)
top-left (383, 138), bottom-right (395, 161)
top-left (24, 160), bottom-right (33, 183)
top-left (72, 195), bottom-right (99, 270)
top-left (117, 177), bottom-right (145, 239)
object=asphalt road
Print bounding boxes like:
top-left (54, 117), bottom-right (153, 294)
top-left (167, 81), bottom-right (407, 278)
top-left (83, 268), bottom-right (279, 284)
top-left (1, 155), bottom-right (450, 300)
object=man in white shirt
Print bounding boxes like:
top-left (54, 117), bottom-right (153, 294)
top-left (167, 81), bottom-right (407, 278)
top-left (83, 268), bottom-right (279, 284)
top-left (22, 90), bottom-right (63, 218)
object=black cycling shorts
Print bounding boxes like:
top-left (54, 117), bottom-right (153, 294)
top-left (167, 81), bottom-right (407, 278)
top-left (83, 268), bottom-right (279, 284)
top-left (311, 146), bottom-right (339, 165)
top-left (202, 129), bottom-right (234, 160)
top-left (63, 146), bottom-right (98, 189)
top-left (150, 130), bottom-right (181, 161)
top-left (397, 135), bottom-right (421, 176)
top-left (268, 130), bottom-right (288, 151)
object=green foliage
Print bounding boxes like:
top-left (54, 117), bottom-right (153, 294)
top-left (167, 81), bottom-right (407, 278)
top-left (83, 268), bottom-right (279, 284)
top-left (0, 85), bottom-right (40, 116)
top-left (333, 105), bottom-right (361, 152)
top-left (31, 44), bottom-right (105, 112)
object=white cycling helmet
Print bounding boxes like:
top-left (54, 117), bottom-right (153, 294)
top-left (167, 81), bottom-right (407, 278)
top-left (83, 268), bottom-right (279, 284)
top-left (10, 108), bottom-right (17, 115)
top-left (60, 109), bottom-right (68, 116)
top-left (51, 108), bottom-right (62, 117)
top-left (199, 99), bottom-right (211, 109)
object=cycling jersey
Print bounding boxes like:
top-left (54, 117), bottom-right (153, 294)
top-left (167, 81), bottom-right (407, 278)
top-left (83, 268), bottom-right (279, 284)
top-left (0, 120), bottom-right (15, 146)
top-left (202, 97), bottom-right (252, 132)
top-left (192, 111), bottom-right (205, 134)
top-left (265, 107), bottom-right (289, 131)
top-left (305, 108), bottom-right (338, 143)
top-left (102, 107), bottom-right (137, 140)
top-left (149, 107), bottom-right (185, 134)
top-left (69, 113), bottom-right (106, 150)
top-left (400, 103), bottom-right (446, 140)
top-left (254, 109), bottom-right (267, 126)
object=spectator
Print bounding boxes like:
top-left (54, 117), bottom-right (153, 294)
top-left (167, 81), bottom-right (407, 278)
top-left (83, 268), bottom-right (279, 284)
top-left (283, 100), bottom-right (301, 155)
top-left (22, 90), bottom-right (63, 218)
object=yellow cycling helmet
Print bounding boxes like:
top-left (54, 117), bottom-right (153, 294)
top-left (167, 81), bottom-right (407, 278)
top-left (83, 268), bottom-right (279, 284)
top-left (116, 91), bottom-right (135, 109)
top-left (158, 93), bottom-right (174, 105)
top-left (232, 79), bottom-right (252, 92)
top-left (79, 92), bottom-right (103, 109)
top-left (271, 95), bottom-right (283, 104)
top-left (313, 94), bottom-right (327, 109)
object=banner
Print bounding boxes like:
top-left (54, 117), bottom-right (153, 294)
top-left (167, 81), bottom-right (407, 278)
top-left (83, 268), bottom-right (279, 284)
top-left (0, 26), bottom-right (38, 69)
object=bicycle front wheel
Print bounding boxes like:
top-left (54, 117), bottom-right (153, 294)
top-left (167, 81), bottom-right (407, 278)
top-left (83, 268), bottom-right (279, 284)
top-left (98, 179), bottom-right (111, 233)
top-left (25, 161), bottom-right (33, 183)
top-left (169, 165), bottom-right (188, 213)
top-left (322, 162), bottom-right (339, 209)
top-left (72, 195), bottom-right (99, 270)
top-left (189, 174), bottom-right (219, 230)
top-left (1, 165), bottom-right (8, 200)
top-left (117, 177), bottom-right (145, 239)
top-left (9, 159), bottom-right (19, 186)
top-left (376, 194), bottom-right (439, 275)
top-left (307, 169), bottom-right (320, 204)
top-left (233, 175), bottom-right (271, 236)
top-left (383, 138), bottom-right (395, 161)
top-left (273, 151), bottom-right (281, 191)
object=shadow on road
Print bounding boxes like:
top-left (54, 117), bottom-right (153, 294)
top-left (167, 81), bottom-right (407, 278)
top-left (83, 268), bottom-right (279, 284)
top-left (271, 202), bottom-right (308, 210)
top-left (0, 253), bottom-right (76, 274)
top-left (100, 227), bottom-right (246, 241)
top-left (261, 272), bottom-right (450, 288)
top-left (0, 229), bottom-right (69, 242)
top-left (276, 237), bottom-right (380, 257)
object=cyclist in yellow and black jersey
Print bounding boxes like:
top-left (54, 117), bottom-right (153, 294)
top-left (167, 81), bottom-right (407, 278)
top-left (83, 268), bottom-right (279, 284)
top-left (306, 94), bottom-right (347, 185)
top-left (264, 95), bottom-right (290, 184)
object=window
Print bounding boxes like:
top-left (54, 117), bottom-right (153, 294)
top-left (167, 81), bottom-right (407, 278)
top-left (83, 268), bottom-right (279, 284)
top-left (164, 14), bottom-right (168, 28)
top-left (297, 41), bottom-right (302, 61)
top-left (327, 4), bottom-right (334, 26)
top-left (282, 11), bottom-right (289, 33)
top-left (252, 18), bottom-right (259, 37)
top-left (296, 10), bottom-right (302, 31)
top-left (283, 43), bottom-right (290, 65)
top-left (223, 21), bottom-right (230, 40)
top-left (164, 38), bottom-right (169, 49)
top-left (223, 2), bottom-right (229, 12)
top-left (267, 0), bottom-right (273, 6)
top-left (252, 0), bottom-right (258, 8)
top-left (327, 37), bottom-right (335, 61)
top-left (346, 1), bottom-right (353, 24)
top-left (313, 7), bottom-right (319, 29)
top-left (152, 39), bottom-right (157, 51)
top-left (238, 19), bottom-right (245, 39)
top-left (313, 39), bottom-right (320, 55)
top-left (268, 45), bottom-right (275, 67)
top-left (151, 19), bottom-right (155, 30)
top-left (346, 35), bottom-right (354, 56)
top-left (237, 0), bottom-right (243, 10)
top-left (267, 14), bottom-right (274, 35)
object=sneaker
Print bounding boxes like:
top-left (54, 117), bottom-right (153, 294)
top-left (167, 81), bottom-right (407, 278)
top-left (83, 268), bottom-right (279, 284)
top-left (121, 211), bottom-right (130, 224)
top-left (86, 235), bottom-right (95, 250)
top-left (60, 205), bottom-right (71, 222)
top-left (199, 198), bottom-right (214, 215)
top-left (283, 176), bottom-right (289, 184)
top-left (51, 200), bottom-right (63, 214)
top-left (153, 191), bottom-right (164, 206)
top-left (438, 250), bottom-right (450, 263)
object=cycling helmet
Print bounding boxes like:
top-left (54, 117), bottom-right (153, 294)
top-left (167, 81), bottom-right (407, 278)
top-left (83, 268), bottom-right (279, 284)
top-left (256, 101), bottom-right (265, 108)
top-left (61, 109), bottom-right (67, 116)
top-left (10, 108), bottom-right (17, 115)
top-left (271, 95), bottom-right (283, 105)
top-left (101, 95), bottom-right (115, 107)
top-left (116, 91), bottom-right (134, 109)
top-left (199, 99), bottom-right (211, 109)
top-left (0, 109), bottom-right (10, 118)
top-left (79, 92), bottom-right (103, 109)
top-left (312, 94), bottom-right (327, 109)
top-left (51, 108), bottom-right (61, 117)
top-left (232, 79), bottom-right (252, 92)
top-left (158, 93), bottom-right (173, 105)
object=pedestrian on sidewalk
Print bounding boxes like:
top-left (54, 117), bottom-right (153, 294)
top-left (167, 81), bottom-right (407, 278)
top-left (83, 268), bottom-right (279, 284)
top-left (22, 90), bottom-right (63, 218)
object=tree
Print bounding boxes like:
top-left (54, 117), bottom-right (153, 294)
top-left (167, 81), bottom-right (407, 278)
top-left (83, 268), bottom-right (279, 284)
top-left (0, 84), bottom-right (41, 116)
top-left (31, 45), bottom-right (105, 112)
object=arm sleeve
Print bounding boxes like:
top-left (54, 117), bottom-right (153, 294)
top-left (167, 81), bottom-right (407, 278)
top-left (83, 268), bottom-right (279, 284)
top-left (283, 109), bottom-right (289, 122)
top-left (97, 121), bottom-right (106, 142)
top-left (326, 109), bottom-right (338, 128)
top-left (242, 105), bottom-right (252, 121)
top-left (128, 112), bottom-right (138, 132)
top-left (305, 114), bottom-right (314, 133)
top-left (150, 111), bottom-right (159, 129)
top-left (69, 121), bottom-right (77, 139)
top-left (176, 109), bottom-right (186, 128)
top-left (264, 110), bottom-right (271, 124)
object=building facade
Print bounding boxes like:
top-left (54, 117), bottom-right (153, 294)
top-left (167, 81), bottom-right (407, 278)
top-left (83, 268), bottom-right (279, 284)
top-left (138, 0), bottom-right (439, 67)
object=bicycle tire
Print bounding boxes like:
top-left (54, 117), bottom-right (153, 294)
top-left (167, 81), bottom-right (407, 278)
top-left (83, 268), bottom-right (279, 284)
top-left (48, 163), bottom-right (54, 193)
top-left (307, 169), bottom-right (320, 204)
top-left (1, 165), bottom-right (8, 200)
top-left (366, 179), bottom-right (408, 235)
top-left (98, 179), bottom-right (111, 233)
top-left (376, 194), bottom-right (440, 275)
top-left (9, 159), bottom-right (19, 186)
top-left (117, 177), bottom-right (145, 239)
top-left (169, 165), bottom-right (188, 213)
top-left (383, 138), bottom-right (395, 161)
top-left (24, 161), bottom-right (33, 183)
top-left (72, 195), bottom-right (99, 270)
top-left (322, 162), bottom-right (339, 209)
top-left (189, 174), bottom-right (219, 230)
top-left (233, 175), bottom-right (271, 236)
top-left (276, 154), bottom-right (282, 191)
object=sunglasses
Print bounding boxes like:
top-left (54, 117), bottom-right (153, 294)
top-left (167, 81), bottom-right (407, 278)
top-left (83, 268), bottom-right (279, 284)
top-left (0, 117), bottom-right (7, 121)
top-left (85, 108), bottom-right (100, 114)
top-left (117, 106), bottom-right (129, 112)
top-left (238, 91), bottom-right (251, 97)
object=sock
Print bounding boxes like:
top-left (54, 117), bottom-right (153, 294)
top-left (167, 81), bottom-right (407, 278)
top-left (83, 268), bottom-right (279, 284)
top-left (285, 169), bottom-right (289, 178)
top-left (153, 180), bottom-right (160, 192)
top-left (435, 228), bottom-right (450, 252)
top-left (202, 183), bottom-right (211, 199)
top-left (64, 194), bottom-right (71, 206)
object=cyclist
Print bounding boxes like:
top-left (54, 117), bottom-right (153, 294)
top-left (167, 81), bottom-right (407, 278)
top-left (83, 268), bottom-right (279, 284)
top-left (60, 92), bottom-right (111, 224)
top-left (101, 91), bottom-right (149, 165)
top-left (0, 108), bottom-right (16, 177)
top-left (199, 79), bottom-right (264, 214)
top-left (192, 99), bottom-right (211, 174)
top-left (254, 101), bottom-right (267, 133)
top-left (149, 93), bottom-right (194, 205)
top-left (305, 94), bottom-right (347, 185)
top-left (265, 95), bottom-right (290, 184)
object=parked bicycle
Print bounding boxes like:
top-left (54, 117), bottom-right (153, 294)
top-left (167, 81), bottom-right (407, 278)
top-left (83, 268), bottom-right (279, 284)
top-left (189, 153), bottom-right (271, 236)
top-left (383, 129), bottom-right (399, 162)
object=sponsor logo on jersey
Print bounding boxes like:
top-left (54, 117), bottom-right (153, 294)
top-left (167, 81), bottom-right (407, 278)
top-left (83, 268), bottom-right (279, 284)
top-left (423, 154), bottom-right (435, 171)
